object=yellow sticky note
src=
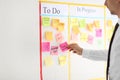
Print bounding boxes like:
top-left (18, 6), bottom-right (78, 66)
top-left (58, 55), bottom-right (67, 66)
top-left (70, 18), bottom-right (79, 27)
top-left (44, 56), bottom-right (53, 67)
top-left (42, 17), bottom-right (50, 27)
top-left (40, 0), bottom-right (47, 1)
top-left (87, 23), bottom-right (93, 32)
top-left (45, 31), bottom-right (53, 41)
top-left (89, 77), bottom-right (105, 80)
top-left (72, 26), bottom-right (80, 34)
top-left (80, 33), bottom-right (88, 42)
top-left (106, 29), bottom-right (113, 40)
top-left (93, 20), bottom-right (100, 28)
top-left (79, 19), bottom-right (86, 28)
top-left (51, 19), bottom-right (59, 28)
top-left (57, 23), bottom-right (64, 32)
top-left (107, 20), bottom-right (113, 27)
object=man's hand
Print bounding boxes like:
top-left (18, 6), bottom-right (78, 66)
top-left (68, 43), bottom-right (83, 55)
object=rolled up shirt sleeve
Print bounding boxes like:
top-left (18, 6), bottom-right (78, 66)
top-left (82, 49), bottom-right (108, 61)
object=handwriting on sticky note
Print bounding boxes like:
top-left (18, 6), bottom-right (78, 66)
top-left (72, 26), bottom-right (80, 34)
top-left (87, 35), bottom-right (94, 44)
top-left (96, 29), bottom-right (102, 37)
top-left (59, 42), bottom-right (68, 52)
top-left (57, 23), bottom-right (64, 32)
top-left (93, 20), bottom-right (100, 28)
top-left (44, 56), bottom-right (53, 67)
top-left (79, 19), bottom-right (86, 28)
top-left (50, 46), bottom-right (58, 55)
top-left (87, 23), bottom-right (93, 32)
top-left (56, 32), bottom-right (64, 43)
top-left (45, 31), bottom-right (53, 41)
top-left (42, 17), bottom-right (50, 26)
top-left (42, 42), bottom-right (50, 52)
top-left (58, 55), bottom-right (67, 66)
top-left (51, 19), bottom-right (59, 28)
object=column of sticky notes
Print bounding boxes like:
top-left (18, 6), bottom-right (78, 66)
top-left (42, 16), bottom-right (68, 67)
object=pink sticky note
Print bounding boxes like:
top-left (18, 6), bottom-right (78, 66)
top-left (55, 32), bottom-right (64, 43)
top-left (96, 29), bottom-right (102, 37)
top-left (87, 35), bottom-right (94, 44)
top-left (42, 42), bottom-right (50, 52)
top-left (59, 42), bottom-right (68, 52)
top-left (50, 46), bottom-right (58, 55)
top-left (71, 33), bottom-right (78, 41)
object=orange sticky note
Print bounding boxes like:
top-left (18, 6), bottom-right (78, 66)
top-left (57, 23), bottom-right (64, 32)
top-left (51, 19), bottom-right (59, 28)
top-left (72, 26), bottom-right (80, 34)
top-left (45, 31), bottom-right (53, 41)
top-left (93, 20), bottom-right (100, 28)
top-left (87, 23), bottom-right (93, 32)
top-left (44, 56), bottom-right (53, 67)
top-left (58, 55), bottom-right (67, 66)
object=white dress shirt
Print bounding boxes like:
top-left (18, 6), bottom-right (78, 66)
top-left (82, 18), bottom-right (120, 80)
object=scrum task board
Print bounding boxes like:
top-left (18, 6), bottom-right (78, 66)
top-left (40, 1), bottom-right (118, 80)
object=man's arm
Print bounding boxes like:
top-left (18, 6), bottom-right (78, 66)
top-left (68, 43), bottom-right (108, 61)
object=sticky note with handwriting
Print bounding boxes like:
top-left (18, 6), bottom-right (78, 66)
top-left (42, 17), bottom-right (50, 27)
top-left (87, 23), bottom-right (93, 32)
top-left (55, 32), bottom-right (64, 43)
top-left (58, 55), bottom-right (67, 66)
top-left (50, 46), bottom-right (58, 55)
top-left (59, 42), bottom-right (68, 52)
top-left (45, 31), bottom-right (53, 41)
top-left (93, 20), bottom-right (100, 28)
top-left (44, 56), bottom-right (53, 67)
top-left (42, 42), bottom-right (50, 52)
top-left (51, 19), bottom-right (59, 28)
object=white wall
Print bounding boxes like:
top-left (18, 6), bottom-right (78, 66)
top-left (0, 0), bottom-right (39, 80)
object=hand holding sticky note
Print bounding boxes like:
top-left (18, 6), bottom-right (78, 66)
top-left (59, 42), bottom-right (68, 52)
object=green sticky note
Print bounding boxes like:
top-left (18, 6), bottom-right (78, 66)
top-left (42, 17), bottom-right (50, 27)
top-left (79, 19), bottom-right (86, 28)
